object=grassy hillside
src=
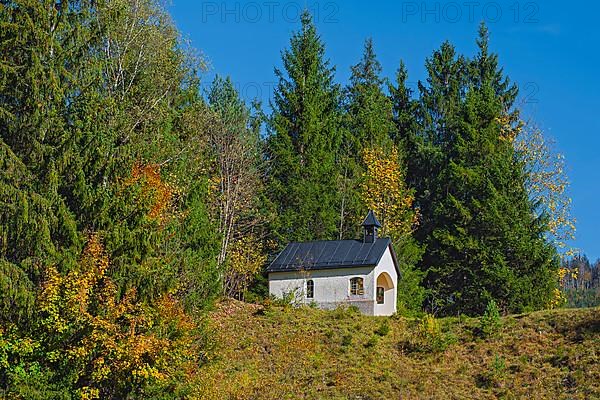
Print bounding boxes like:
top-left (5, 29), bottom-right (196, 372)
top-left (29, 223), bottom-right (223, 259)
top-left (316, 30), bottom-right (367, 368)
top-left (196, 301), bottom-right (600, 399)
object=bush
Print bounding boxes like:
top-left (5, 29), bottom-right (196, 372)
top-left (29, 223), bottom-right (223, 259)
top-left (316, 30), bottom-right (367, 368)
top-left (365, 335), bottom-right (379, 348)
top-left (341, 334), bottom-right (353, 347)
top-left (480, 300), bottom-right (502, 338)
top-left (347, 305), bottom-right (361, 314)
top-left (375, 320), bottom-right (391, 337)
top-left (272, 290), bottom-right (298, 308)
top-left (332, 305), bottom-right (360, 320)
top-left (0, 237), bottom-right (206, 398)
top-left (417, 314), bottom-right (455, 352)
top-left (477, 354), bottom-right (507, 389)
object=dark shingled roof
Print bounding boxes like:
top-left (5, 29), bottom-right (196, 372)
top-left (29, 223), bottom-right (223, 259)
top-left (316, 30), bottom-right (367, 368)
top-left (267, 238), bottom-right (398, 273)
top-left (362, 210), bottom-right (382, 228)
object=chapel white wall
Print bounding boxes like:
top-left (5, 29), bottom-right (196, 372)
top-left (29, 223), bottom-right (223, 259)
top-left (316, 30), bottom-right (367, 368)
top-left (373, 247), bottom-right (398, 316)
top-left (269, 266), bottom-right (376, 315)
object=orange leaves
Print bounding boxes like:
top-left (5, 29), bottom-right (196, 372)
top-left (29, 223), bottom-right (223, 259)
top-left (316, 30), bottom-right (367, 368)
top-left (361, 146), bottom-right (418, 242)
top-left (124, 162), bottom-right (176, 224)
top-left (36, 234), bottom-right (203, 398)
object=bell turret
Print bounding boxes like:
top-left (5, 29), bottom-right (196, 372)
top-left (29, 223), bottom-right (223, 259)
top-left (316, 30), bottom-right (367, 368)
top-left (361, 210), bottom-right (381, 243)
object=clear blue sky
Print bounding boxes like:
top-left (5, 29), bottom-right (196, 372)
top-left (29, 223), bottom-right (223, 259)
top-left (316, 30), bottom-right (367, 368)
top-left (169, 0), bottom-right (600, 260)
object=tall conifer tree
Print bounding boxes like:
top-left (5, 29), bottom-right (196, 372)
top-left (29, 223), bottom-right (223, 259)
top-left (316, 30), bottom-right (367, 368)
top-left (346, 38), bottom-right (394, 149)
top-left (267, 11), bottom-right (342, 243)
top-left (418, 25), bottom-right (559, 315)
top-left (412, 41), bottom-right (467, 259)
top-left (339, 38), bottom-right (395, 238)
top-left (389, 61), bottom-right (420, 190)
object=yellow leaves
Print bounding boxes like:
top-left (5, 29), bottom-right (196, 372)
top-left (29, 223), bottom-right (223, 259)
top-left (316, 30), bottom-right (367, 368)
top-left (548, 288), bottom-right (566, 309)
top-left (35, 234), bottom-right (202, 398)
top-left (496, 113), bottom-right (523, 142)
top-left (38, 266), bottom-right (65, 332)
top-left (132, 365), bottom-right (164, 380)
top-left (208, 174), bottom-right (221, 198)
top-left (555, 264), bottom-right (579, 308)
top-left (557, 265), bottom-right (578, 292)
top-left (224, 235), bottom-right (268, 298)
top-left (361, 146), bottom-right (418, 242)
top-left (558, 267), bottom-right (569, 281)
top-left (420, 314), bottom-right (441, 338)
top-left (515, 123), bottom-right (576, 256)
top-left (78, 387), bottom-right (100, 400)
top-left (39, 234), bottom-right (110, 334)
top-left (228, 235), bottom-right (267, 276)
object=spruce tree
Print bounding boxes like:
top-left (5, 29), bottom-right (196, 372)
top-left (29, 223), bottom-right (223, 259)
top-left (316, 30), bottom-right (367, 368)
top-left (346, 38), bottom-right (394, 149)
top-left (339, 38), bottom-right (395, 238)
top-left (469, 23), bottom-right (518, 107)
top-left (0, 0), bottom-right (87, 324)
top-left (389, 61), bottom-right (421, 191)
top-left (419, 26), bottom-right (559, 315)
top-left (412, 41), bottom-right (467, 261)
top-left (267, 11), bottom-right (342, 243)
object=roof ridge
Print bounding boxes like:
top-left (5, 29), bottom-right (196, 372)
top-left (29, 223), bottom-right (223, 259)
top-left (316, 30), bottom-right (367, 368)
top-left (286, 238), bottom-right (363, 245)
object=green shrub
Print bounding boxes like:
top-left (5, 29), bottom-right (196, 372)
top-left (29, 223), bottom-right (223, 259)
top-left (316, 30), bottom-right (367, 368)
top-left (332, 304), bottom-right (360, 320)
top-left (477, 354), bottom-right (507, 389)
top-left (341, 334), bottom-right (353, 347)
top-left (272, 290), bottom-right (298, 308)
top-left (492, 354), bottom-right (506, 375)
top-left (365, 335), bottom-right (379, 348)
top-left (347, 305), bottom-right (360, 314)
top-left (480, 300), bottom-right (502, 338)
top-left (414, 314), bottom-right (456, 352)
top-left (375, 320), bottom-right (391, 337)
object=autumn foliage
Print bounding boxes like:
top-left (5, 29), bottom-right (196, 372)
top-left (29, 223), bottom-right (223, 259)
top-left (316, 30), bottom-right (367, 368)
top-left (124, 162), bottom-right (177, 224)
top-left (224, 235), bottom-right (268, 299)
top-left (361, 146), bottom-right (425, 314)
top-left (2, 235), bottom-right (204, 399)
top-left (361, 146), bottom-right (418, 242)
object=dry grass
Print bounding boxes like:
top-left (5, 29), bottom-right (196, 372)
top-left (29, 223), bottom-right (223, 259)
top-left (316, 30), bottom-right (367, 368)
top-left (195, 300), bottom-right (600, 399)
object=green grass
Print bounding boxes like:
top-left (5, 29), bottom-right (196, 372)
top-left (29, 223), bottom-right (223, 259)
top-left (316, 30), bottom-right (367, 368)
top-left (196, 301), bottom-right (600, 399)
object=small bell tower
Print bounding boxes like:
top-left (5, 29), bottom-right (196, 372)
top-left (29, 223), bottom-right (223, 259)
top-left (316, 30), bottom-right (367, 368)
top-left (362, 210), bottom-right (382, 243)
